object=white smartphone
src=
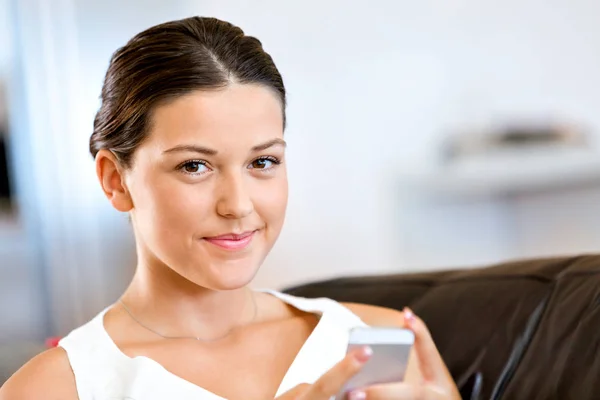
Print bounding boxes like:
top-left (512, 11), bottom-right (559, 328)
top-left (335, 327), bottom-right (415, 400)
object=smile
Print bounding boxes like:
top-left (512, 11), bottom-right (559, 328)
top-left (202, 230), bottom-right (257, 251)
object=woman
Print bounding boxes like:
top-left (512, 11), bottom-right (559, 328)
top-left (0, 17), bottom-right (460, 400)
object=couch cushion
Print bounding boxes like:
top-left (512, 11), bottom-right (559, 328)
top-left (284, 270), bottom-right (453, 310)
top-left (500, 255), bottom-right (600, 399)
top-left (284, 256), bottom-right (579, 399)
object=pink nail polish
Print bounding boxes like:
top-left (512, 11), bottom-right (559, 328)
top-left (354, 345), bottom-right (373, 363)
top-left (404, 308), bottom-right (416, 325)
top-left (348, 390), bottom-right (367, 400)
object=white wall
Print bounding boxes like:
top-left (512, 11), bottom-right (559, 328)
top-left (0, 0), bottom-right (10, 133)
top-left (0, 0), bottom-right (49, 342)
top-left (191, 0), bottom-right (600, 286)
top-left (8, 0), bottom-right (600, 333)
top-left (0, 0), bottom-right (10, 74)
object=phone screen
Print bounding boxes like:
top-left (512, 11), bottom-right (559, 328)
top-left (335, 328), bottom-right (413, 399)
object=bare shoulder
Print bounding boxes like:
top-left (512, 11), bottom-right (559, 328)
top-left (0, 347), bottom-right (78, 400)
top-left (341, 302), bottom-right (405, 327)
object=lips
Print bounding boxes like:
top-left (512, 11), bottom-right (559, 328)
top-left (203, 230), bottom-right (256, 251)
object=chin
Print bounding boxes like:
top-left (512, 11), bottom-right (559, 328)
top-left (188, 258), bottom-right (262, 291)
top-left (206, 270), bottom-right (259, 291)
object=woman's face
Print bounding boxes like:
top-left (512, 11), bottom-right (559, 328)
top-left (122, 84), bottom-right (287, 290)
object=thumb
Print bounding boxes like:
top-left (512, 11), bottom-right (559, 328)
top-left (301, 346), bottom-right (372, 399)
top-left (276, 383), bottom-right (311, 399)
top-left (275, 346), bottom-right (371, 399)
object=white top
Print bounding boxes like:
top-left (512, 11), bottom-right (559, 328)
top-left (59, 290), bottom-right (368, 400)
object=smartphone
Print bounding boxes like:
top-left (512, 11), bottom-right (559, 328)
top-left (335, 327), bottom-right (415, 399)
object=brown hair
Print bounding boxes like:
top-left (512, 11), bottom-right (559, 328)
top-left (89, 17), bottom-right (286, 168)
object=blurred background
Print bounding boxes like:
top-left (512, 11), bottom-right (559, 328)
top-left (2, 0), bottom-right (600, 383)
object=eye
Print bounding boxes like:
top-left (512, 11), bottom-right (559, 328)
top-left (178, 160), bottom-right (209, 175)
top-left (248, 156), bottom-right (280, 170)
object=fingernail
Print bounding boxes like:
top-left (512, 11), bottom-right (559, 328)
top-left (354, 345), bottom-right (373, 363)
top-left (348, 390), bottom-right (367, 400)
top-left (404, 307), bottom-right (416, 326)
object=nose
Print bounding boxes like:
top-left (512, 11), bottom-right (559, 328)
top-left (216, 171), bottom-right (254, 219)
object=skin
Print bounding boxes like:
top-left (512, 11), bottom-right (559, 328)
top-left (0, 84), bottom-right (460, 400)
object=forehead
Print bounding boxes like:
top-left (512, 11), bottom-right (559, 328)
top-left (146, 84), bottom-right (284, 149)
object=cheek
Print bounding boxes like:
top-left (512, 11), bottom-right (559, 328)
top-left (254, 174), bottom-right (288, 225)
top-left (134, 173), bottom-right (212, 236)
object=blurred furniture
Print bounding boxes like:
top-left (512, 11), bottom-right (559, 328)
top-left (402, 147), bottom-right (600, 198)
top-left (0, 137), bottom-right (11, 203)
top-left (285, 254), bottom-right (600, 400)
top-left (395, 148), bottom-right (600, 272)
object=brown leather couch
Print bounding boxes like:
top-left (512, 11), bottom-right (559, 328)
top-left (284, 254), bottom-right (600, 400)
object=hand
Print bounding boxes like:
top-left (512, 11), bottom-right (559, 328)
top-left (275, 345), bottom-right (373, 400)
top-left (347, 308), bottom-right (461, 400)
top-left (276, 308), bottom-right (460, 400)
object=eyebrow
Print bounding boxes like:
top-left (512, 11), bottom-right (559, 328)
top-left (251, 138), bottom-right (287, 152)
top-left (163, 138), bottom-right (287, 155)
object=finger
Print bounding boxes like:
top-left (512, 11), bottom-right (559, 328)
top-left (403, 346), bottom-right (422, 384)
top-left (351, 382), bottom-right (447, 400)
top-left (403, 308), bottom-right (447, 383)
top-left (275, 383), bottom-right (311, 399)
top-left (302, 346), bottom-right (372, 399)
top-left (359, 382), bottom-right (423, 400)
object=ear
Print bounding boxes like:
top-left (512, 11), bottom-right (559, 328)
top-left (95, 149), bottom-right (134, 212)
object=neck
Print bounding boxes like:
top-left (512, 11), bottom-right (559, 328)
top-left (121, 255), bottom-right (256, 341)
